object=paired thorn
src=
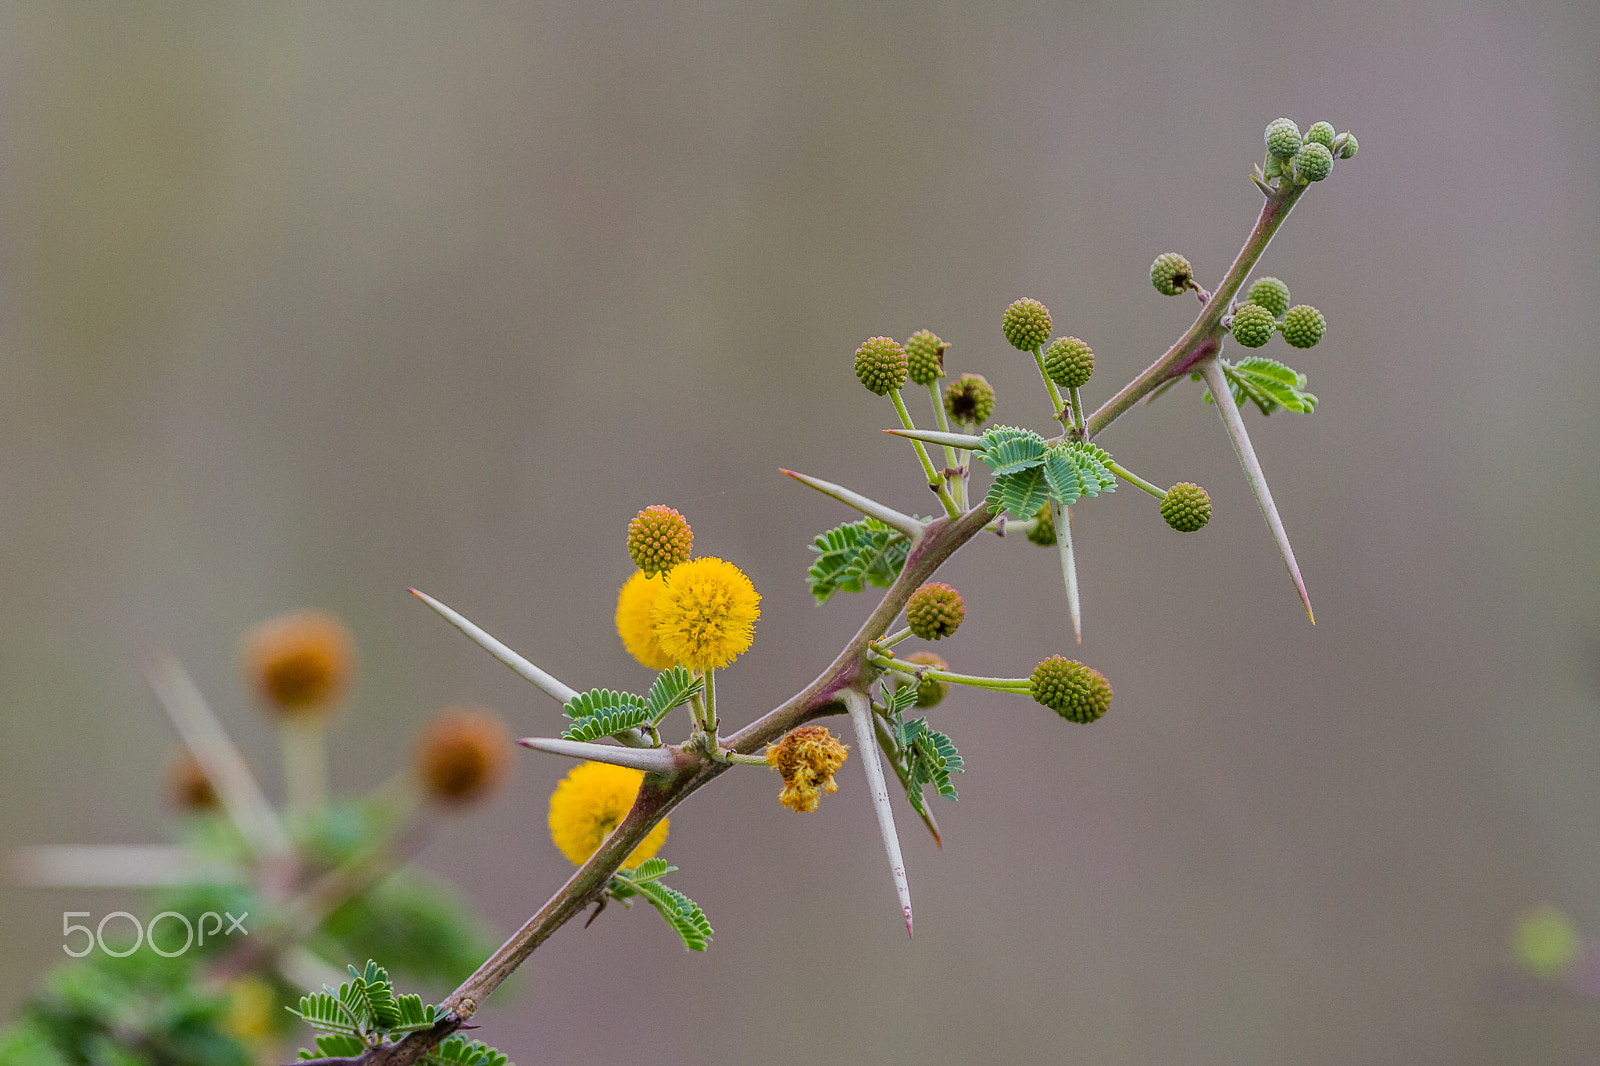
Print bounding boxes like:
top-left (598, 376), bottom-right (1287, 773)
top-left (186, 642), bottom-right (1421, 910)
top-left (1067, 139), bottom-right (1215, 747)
top-left (843, 689), bottom-right (914, 938)
top-left (882, 427), bottom-right (986, 452)
top-left (1051, 500), bottom-right (1083, 644)
top-left (1196, 359), bottom-right (1315, 623)
top-left (779, 470), bottom-right (925, 538)
top-left (408, 588), bottom-right (583, 703)
top-left (517, 736), bottom-right (681, 774)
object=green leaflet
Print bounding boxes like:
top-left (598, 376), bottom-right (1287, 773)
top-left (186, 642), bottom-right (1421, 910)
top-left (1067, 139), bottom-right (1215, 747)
top-left (976, 425), bottom-right (1049, 476)
top-left (422, 1038), bottom-right (513, 1066)
top-left (807, 518), bottom-right (911, 602)
top-left (985, 465), bottom-right (1050, 519)
top-left (561, 667), bottom-right (703, 742)
top-left (643, 666), bottom-right (703, 725)
top-left (608, 862), bottom-right (714, 952)
top-left (293, 960), bottom-right (508, 1064)
top-left (876, 681), bottom-right (963, 815)
top-left (982, 434), bottom-right (1117, 517)
top-left (1205, 356), bottom-right (1318, 415)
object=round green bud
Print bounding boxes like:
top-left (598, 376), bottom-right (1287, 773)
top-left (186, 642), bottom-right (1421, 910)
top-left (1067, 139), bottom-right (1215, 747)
top-left (943, 373), bottom-right (995, 426)
top-left (626, 505), bottom-right (694, 576)
top-left (1043, 336), bottom-right (1094, 389)
top-left (1281, 304), bottom-right (1326, 349)
top-left (1244, 276), bottom-right (1291, 319)
top-left (1160, 482), bottom-right (1211, 532)
top-left (1304, 121), bottom-right (1336, 148)
top-left (903, 329), bottom-right (949, 386)
top-left (902, 650), bottom-right (950, 708)
top-left (1229, 302), bottom-right (1277, 348)
top-left (1264, 117), bottom-right (1302, 161)
top-left (1337, 132), bottom-right (1358, 159)
top-left (1002, 298), bottom-right (1053, 352)
top-left (1150, 253), bottom-right (1194, 297)
top-left (1029, 656), bottom-right (1112, 723)
top-left (1026, 502), bottom-right (1056, 546)
top-left (854, 336), bottom-right (908, 395)
top-left (906, 581), bottom-right (965, 641)
top-left (1294, 141), bottom-right (1334, 183)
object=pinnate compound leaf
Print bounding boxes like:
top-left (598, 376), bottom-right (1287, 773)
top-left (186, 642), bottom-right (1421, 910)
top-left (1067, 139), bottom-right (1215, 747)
top-left (287, 991), bottom-right (361, 1037)
top-left (301, 1034), bottom-right (366, 1059)
top-left (421, 1037), bottom-right (513, 1066)
top-left (807, 518), bottom-right (910, 602)
top-left (635, 880), bottom-right (714, 951)
top-left (644, 666), bottom-right (703, 725)
top-left (985, 465), bottom-right (1050, 519)
top-left (561, 688), bottom-right (653, 741)
top-left (901, 718), bottom-right (963, 802)
top-left (630, 856), bottom-right (673, 882)
top-left (1205, 357), bottom-right (1317, 415)
top-left (977, 425), bottom-right (1048, 476)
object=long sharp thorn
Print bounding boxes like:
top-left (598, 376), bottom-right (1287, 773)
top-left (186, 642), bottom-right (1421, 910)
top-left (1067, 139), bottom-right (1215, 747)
top-left (882, 427), bottom-right (986, 451)
top-left (408, 588), bottom-right (583, 702)
top-left (778, 470), bottom-right (925, 537)
top-left (1052, 499), bottom-right (1083, 643)
top-left (5, 845), bottom-right (231, 888)
top-left (1198, 358), bottom-right (1315, 623)
top-left (517, 736), bottom-right (681, 774)
top-left (141, 650), bottom-right (292, 857)
top-left (844, 690), bottom-right (913, 937)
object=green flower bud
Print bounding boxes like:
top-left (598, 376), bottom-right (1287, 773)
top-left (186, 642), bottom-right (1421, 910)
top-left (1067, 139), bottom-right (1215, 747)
top-left (1229, 303), bottom-right (1277, 348)
top-left (1281, 305), bottom-right (1326, 349)
top-left (1294, 141), bottom-right (1334, 183)
top-left (1304, 121), bottom-right (1336, 148)
top-left (906, 581), bottom-right (964, 641)
top-left (1002, 298), bottom-right (1053, 352)
top-left (902, 650), bottom-right (950, 708)
top-left (1150, 252), bottom-right (1194, 297)
top-left (1245, 276), bottom-right (1291, 319)
top-left (1029, 656), bottom-right (1112, 723)
top-left (626, 505), bottom-right (693, 576)
top-left (944, 373), bottom-right (995, 426)
top-left (1264, 117), bottom-right (1302, 161)
top-left (1043, 336), bottom-right (1094, 389)
top-left (855, 336), bottom-right (908, 395)
top-left (1026, 502), bottom-right (1056, 546)
top-left (1336, 131), bottom-right (1358, 159)
top-left (903, 329), bottom-right (949, 386)
top-left (1160, 483), bottom-right (1211, 532)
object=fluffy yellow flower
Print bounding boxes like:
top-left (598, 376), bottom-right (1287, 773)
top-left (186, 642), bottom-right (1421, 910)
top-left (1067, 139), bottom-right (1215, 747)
top-left (650, 557), bottom-right (760, 670)
top-left (616, 571), bottom-right (676, 670)
top-left (548, 761), bottom-right (669, 867)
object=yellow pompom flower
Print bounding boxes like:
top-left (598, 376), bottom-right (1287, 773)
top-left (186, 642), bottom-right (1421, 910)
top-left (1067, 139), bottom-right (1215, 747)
top-left (616, 571), bottom-right (675, 670)
top-left (548, 761), bottom-right (669, 867)
top-left (649, 557), bottom-right (760, 670)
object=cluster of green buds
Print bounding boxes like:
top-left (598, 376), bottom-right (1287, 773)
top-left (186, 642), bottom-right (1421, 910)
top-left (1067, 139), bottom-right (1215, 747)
top-left (1226, 274), bottom-right (1326, 350)
top-left (1263, 116), bottom-right (1356, 185)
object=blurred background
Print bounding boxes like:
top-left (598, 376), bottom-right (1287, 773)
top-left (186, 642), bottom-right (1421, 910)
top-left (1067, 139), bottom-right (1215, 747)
top-left (2, 2), bottom-right (1598, 1063)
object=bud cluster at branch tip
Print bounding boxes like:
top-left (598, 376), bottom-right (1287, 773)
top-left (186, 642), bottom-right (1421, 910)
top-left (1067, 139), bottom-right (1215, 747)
top-left (1002, 298), bottom-right (1052, 352)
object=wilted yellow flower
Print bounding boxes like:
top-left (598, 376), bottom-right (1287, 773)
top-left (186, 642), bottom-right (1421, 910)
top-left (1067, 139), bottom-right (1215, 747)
top-left (616, 571), bottom-right (676, 670)
top-left (766, 725), bottom-right (848, 813)
top-left (548, 761), bottom-right (669, 867)
top-left (650, 557), bottom-right (760, 670)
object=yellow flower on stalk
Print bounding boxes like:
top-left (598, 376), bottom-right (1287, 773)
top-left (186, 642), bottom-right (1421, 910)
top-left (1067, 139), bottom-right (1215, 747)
top-left (616, 571), bottom-right (676, 670)
top-left (650, 557), bottom-right (760, 670)
top-left (548, 761), bottom-right (669, 867)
